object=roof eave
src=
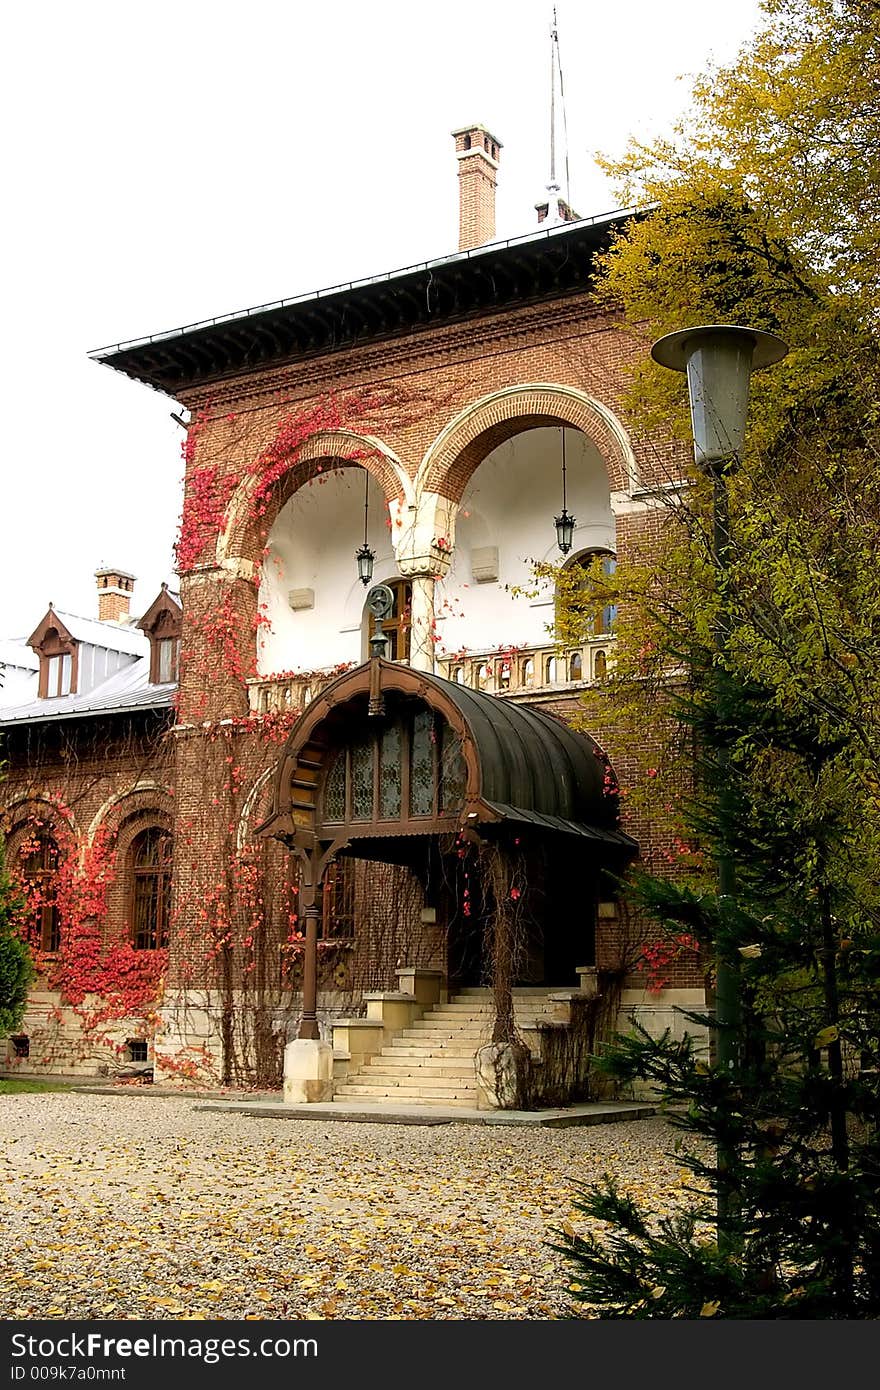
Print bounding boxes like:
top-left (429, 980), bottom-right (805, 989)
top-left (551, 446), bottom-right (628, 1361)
top-left (88, 208), bottom-right (641, 397)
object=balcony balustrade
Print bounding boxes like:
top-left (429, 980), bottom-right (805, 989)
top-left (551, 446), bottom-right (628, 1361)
top-left (247, 637), bottom-right (614, 716)
top-left (437, 637), bottom-right (614, 697)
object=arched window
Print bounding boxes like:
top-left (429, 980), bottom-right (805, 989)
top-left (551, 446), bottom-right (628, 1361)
top-left (130, 829), bottom-right (172, 950)
top-left (365, 578), bottom-right (412, 662)
top-left (21, 834), bottom-right (60, 952)
top-left (560, 550), bottom-right (617, 638)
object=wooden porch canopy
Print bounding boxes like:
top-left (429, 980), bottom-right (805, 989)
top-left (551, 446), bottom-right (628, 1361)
top-left (259, 658), bottom-right (636, 854)
top-left (258, 657), bottom-right (636, 1041)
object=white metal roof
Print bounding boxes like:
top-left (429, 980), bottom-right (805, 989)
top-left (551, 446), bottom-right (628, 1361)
top-left (0, 654), bottom-right (175, 726)
top-left (43, 609), bottom-right (149, 657)
top-left (0, 639), bottom-right (39, 671)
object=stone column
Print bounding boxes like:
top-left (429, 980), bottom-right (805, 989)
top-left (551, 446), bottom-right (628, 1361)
top-left (408, 573), bottom-right (437, 673)
top-left (394, 491), bottom-right (457, 674)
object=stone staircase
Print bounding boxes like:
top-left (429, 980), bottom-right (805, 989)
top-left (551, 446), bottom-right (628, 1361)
top-left (333, 987), bottom-right (560, 1106)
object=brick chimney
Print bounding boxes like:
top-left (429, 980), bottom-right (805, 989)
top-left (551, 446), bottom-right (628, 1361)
top-left (95, 567), bottom-right (136, 623)
top-left (451, 124), bottom-right (502, 251)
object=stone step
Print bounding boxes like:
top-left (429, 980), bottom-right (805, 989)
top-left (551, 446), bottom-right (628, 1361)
top-left (453, 987), bottom-right (563, 997)
top-left (403, 1030), bottom-right (491, 1043)
top-left (334, 1082), bottom-right (479, 1103)
top-left (429, 1001), bottom-right (556, 1014)
top-left (411, 1015), bottom-right (494, 1027)
top-left (336, 988), bottom-right (561, 1103)
top-left (360, 1058), bottom-right (476, 1077)
top-left (335, 1093), bottom-right (478, 1108)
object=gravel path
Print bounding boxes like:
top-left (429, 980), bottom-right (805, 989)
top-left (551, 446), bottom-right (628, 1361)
top-left (0, 1094), bottom-right (693, 1320)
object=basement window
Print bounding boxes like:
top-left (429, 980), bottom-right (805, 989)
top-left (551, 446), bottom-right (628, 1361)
top-left (126, 1039), bottom-right (148, 1063)
top-left (10, 1036), bottom-right (29, 1059)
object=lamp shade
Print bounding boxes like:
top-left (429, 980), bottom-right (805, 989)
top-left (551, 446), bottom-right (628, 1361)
top-left (651, 325), bottom-right (787, 469)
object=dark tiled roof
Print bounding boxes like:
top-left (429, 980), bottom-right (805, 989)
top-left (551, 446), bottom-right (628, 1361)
top-left (89, 211), bottom-right (634, 397)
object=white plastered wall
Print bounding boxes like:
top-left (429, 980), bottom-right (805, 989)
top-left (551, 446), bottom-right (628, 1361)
top-left (434, 427), bottom-right (615, 656)
top-left (257, 468), bottom-right (394, 675)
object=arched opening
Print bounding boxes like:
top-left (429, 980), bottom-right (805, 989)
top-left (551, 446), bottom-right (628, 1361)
top-left (435, 427), bottom-right (615, 661)
top-left (257, 465), bottom-right (395, 676)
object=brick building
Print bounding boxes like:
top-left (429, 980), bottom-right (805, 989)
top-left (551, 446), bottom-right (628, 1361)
top-left (1, 125), bottom-right (705, 1102)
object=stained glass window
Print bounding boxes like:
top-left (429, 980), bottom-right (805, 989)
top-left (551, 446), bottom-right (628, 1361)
top-left (323, 752), bottom-right (347, 822)
top-left (351, 737), bottom-right (373, 820)
top-left (379, 721), bottom-right (403, 819)
top-left (315, 704), bottom-right (468, 828)
top-left (440, 725), bottom-right (467, 813)
top-left (410, 709), bottom-right (434, 816)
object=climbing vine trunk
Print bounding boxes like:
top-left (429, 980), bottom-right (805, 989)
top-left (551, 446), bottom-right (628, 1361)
top-left (475, 841), bottom-right (531, 1109)
top-left (484, 844), bottom-right (516, 1044)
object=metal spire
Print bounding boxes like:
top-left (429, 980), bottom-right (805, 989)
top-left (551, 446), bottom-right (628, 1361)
top-left (539, 9), bottom-right (575, 227)
top-left (549, 8), bottom-right (558, 190)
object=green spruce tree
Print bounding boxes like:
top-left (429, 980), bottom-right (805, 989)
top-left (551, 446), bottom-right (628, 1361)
top-left (0, 832), bottom-right (33, 1037)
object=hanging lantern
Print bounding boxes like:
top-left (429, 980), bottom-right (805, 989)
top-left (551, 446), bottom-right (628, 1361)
top-left (356, 468), bottom-right (375, 584)
top-left (554, 508), bottom-right (575, 554)
top-left (553, 427), bottom-right (576, 554)
top-left (356, 542), bottom-right (375, 586)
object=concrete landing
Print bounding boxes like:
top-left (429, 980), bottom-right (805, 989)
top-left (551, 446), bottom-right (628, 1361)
top-left (194, 1098), bottom-right (656, 1127)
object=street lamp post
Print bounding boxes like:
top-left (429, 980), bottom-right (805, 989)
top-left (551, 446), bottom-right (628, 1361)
top-left (650, 324), bottom-right (787, 1243)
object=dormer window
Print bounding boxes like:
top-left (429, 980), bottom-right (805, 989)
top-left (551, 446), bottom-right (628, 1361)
top-left (137, 586), bottom-right (183, 686)
top-left (46, 652), bottom-right (73, 697)
top-left (27, 613), bottom-right (79, 700)
top-left (156, 636), bottom-right (179, 684)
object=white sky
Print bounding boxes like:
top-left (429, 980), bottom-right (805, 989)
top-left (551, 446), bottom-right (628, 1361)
top-left (0, 0), bottom-right (766, 637)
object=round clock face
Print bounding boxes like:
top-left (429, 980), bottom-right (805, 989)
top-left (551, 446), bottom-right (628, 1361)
top-left (366, 584), bottom-right (395, 619)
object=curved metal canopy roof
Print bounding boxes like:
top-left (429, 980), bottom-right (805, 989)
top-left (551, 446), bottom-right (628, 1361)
top-left (261, 659), bottom-right (637, 853)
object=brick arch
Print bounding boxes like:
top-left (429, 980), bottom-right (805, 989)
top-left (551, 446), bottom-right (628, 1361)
top-left (217, 429), bottom-right (413, 569)
top-left (3, 795), bottom-right (76, 852)
top-left (237, 767), bottom-right (276, 853)
top-left (418, 385), bottom-right (637, 501)
top-left (87, 784), bottom-right (174, 846)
